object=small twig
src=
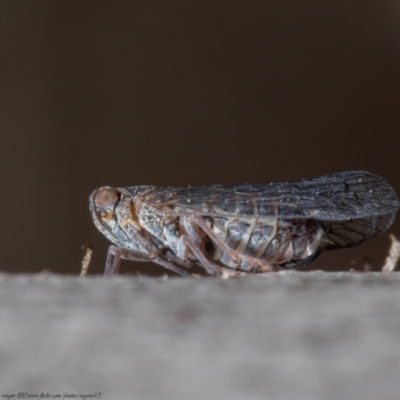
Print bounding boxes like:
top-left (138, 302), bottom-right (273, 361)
top-left (80, 244), bottom-right (93, 277)
top-left (382, 234), bottom-right (400, 275)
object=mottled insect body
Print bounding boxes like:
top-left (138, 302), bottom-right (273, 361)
top-left (89, 171), bottom-right (399, 276)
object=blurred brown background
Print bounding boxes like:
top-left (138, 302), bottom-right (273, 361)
top-left (1, 1), bottom-right (399, 275)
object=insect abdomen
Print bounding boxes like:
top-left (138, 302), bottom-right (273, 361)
top-left (205, 217), bottom-right (274, 270)
top-left (207, 217), bottom-right (324, 271)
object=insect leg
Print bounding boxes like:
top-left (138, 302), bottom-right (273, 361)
top-left (164, 242), bottom-right (248, 277)
top-left (162, 248), bottom-right (243, 277)
top-left (280, 250), bottom-right (321, 269)
top-left (104, 245), bottom-right (191, 277)
top-left (105, 245), bottom-right (153, 275)
top-left (152, 255), bottom-right (192, 277)
top-left (188, 215), bottom-right (274, 272)
top-left (163, 249), bottom-right (198, 269)
top-left (179, 235), bottom-right (221, 275)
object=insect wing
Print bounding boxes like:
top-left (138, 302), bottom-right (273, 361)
top-left (144, 171), bottom-right (398, 220)
top-left (322, 214), bottom-right (396, 250)
top-left (142, 171), bottom-right (399, 250)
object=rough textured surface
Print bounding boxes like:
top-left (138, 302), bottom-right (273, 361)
top-left (1, 272), bottom-right (400, 400)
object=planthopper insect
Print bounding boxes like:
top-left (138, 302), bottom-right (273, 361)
top-left (89, 171), bottom-right (399, 277)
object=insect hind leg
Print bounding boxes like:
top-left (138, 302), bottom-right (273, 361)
top-left (188, 215), bottom-right (274, 272)
top-left (179, 235), bottom-right (220, 275)
top-left (279, 250), bottom-right (322, 269)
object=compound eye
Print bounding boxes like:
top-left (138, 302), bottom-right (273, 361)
top-left (100, 210), bottom-right (114, 222)
top-left (94, 188), bottom-right (119, 208)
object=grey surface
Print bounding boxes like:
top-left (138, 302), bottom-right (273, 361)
top-left (1, 272), bottom-right (400, 400)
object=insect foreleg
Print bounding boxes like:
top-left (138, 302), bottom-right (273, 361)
top-left (104, 245), bottom-right (148, 276)
top-left (188, 215), bottom-right (275, 272)
top-left (104, 245), bottom-right (191, 277)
